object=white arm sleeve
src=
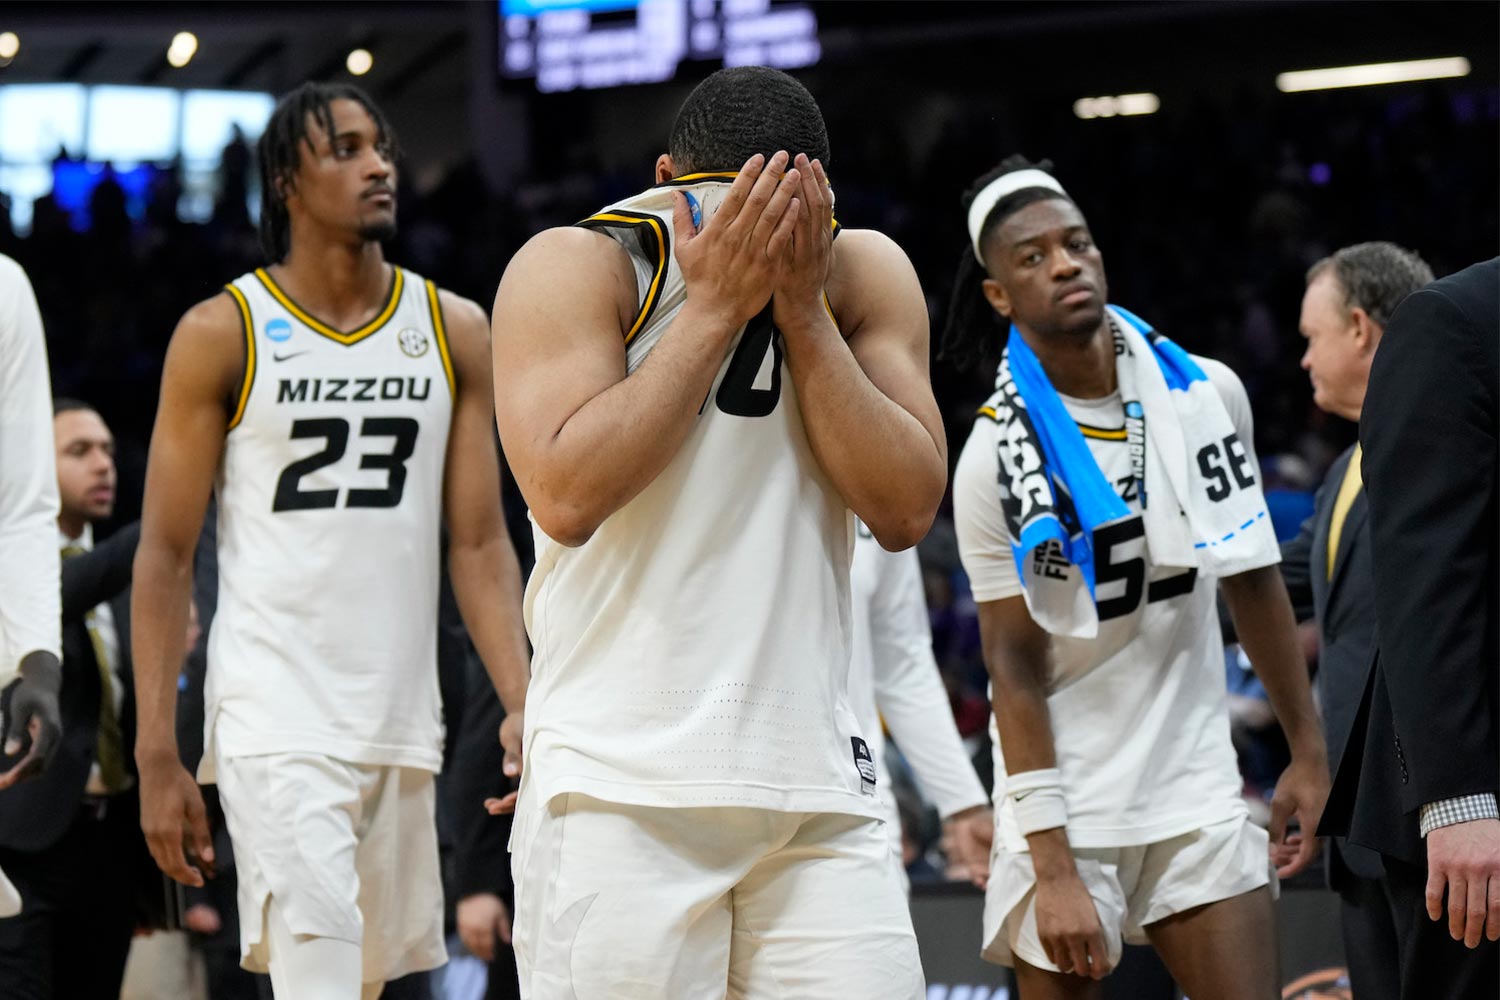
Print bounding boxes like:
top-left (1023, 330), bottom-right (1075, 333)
top-left (869, 546), bottom-right (988, 819)
top-left (0, 255), bottom-right (61, 686)
top-left (953, 419), bottom-right (1023, 603)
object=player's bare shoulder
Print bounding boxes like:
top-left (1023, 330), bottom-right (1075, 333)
top-left (163, 289), bottom-right (253, 399)
top-left (494, 225), bottom-right (638, 339)
top-left (432, 287), bottom-right (491, 389)
top-left (825, 227), bottom-right (926, 339)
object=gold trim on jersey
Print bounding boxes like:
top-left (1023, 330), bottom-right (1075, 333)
top-left (425, 279), bottom-right (457, 399)
top-left (252, 266), bottom-right (404, 346)
top-left (655, 171), bottom-right (740, 186)
top-left (578, 210), bottom-right (669, 345)
top-left (1077, 423), bottom-right (1128, 441)
top-left (224, 284), bottom-right (256, 431)
top-left (973, 406), bottom-right (1126, 441)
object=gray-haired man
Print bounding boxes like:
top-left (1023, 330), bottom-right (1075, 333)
top-left (1282, 241), bottom-right (1433, 999)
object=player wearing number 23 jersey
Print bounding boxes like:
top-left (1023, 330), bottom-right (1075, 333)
top-left (206, 264), bottom-right (453, 777)
top-left (132, 84), bottom-right (530, 995)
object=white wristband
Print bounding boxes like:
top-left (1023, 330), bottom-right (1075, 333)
top-left (1007, 767), bottom-right (1068, 836)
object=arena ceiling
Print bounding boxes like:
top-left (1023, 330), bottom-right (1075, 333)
top-left (0, 2), bottom-right (1491, 108)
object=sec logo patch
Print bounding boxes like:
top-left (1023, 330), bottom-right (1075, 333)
top-left (398, 328), bottom-right (429, 358)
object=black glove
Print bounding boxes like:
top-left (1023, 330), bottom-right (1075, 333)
top-left (0, 650), bottom-right (62, 789)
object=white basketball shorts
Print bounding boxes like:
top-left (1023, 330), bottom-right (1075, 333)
top-left (981, 813), bottom-right (1275, 971)
top-left (509, 778), bottom-right (924, 999)
top-left (215, 752), bottom-right (447, 984)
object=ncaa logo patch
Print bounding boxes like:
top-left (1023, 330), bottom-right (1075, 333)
top-left (398, 327), bottom-right (430, 358)
top-left (265, 318), bottom-right (293, 343)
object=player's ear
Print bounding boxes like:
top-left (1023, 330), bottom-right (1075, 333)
top-left (655, 154), bottom-right (675, 184)
top-left (981, 277), bottom-right (1012, 319)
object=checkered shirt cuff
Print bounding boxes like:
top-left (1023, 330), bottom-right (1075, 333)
top-left (1419, 793), bottom-right (1500, 837)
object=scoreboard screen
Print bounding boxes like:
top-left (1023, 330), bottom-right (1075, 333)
top-left (498, 0), bottom-right (820, 93)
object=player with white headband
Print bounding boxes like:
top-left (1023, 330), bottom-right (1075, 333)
top-left (941, 155), bottom-right (1329, 999)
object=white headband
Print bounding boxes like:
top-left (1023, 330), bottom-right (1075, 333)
top-left (967, 169), bottom-right (1068, 265)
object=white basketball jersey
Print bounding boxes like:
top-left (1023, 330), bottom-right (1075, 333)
top-left (954, 359), bottom-right (1255, 852)
top-left (202, 266), bottom-right (453, 781)
top-left (522, 176), bottom-right (879, 818)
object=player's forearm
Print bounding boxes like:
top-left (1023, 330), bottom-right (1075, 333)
top-left (779, 312), bottom-right (944, 550)
top-left (130, 540), bottom-right (193, 762)
top-left (523, 300), bottom-right (739, 545)
top-left (880, 653), bottom-right (988, 816)
top-left (448, 535), bottom-right (530, 714)
top-left (1221, 566), bottom-right (1326, 759)
top-left (995, 681), bottom-right (1079, 877)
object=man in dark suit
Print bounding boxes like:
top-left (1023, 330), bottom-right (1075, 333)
top-left (0, 399), bottom-right (151, 999)
top-left (1280, 242), bottom-right (1432, 999)
top-left (1321, 257), bottom-right (1500, 1000)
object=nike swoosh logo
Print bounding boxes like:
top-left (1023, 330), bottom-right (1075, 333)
top-left (272, 350), bottom-right (309, 362)
top-left (1013, 790), bottom-right (1035, 801)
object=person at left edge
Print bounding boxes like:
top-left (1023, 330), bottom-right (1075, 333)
top-left (0, 399), bottom-right (151, 1000)
top-left (0, 254), bottom-right (63, 923)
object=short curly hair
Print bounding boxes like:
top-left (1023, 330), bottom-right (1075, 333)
top-left (668, 66), bottom-right (829, 175)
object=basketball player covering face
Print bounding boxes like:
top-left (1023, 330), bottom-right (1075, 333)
top-left (947, 158), bottom-right (1330, 1000)
top-left (491, 67), bottom-right (947, 997)
top-left (131, 84), bottom-right (530, 1000)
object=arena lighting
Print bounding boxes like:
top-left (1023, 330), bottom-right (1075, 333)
top-left (167, 31), bottom-right (198, 68)
top-left (1276, 57), bottom-right (1470, 93)
top-left (0, 33), bottom-right (19, 62)
top-left (1073, 92), bottom-right (1160, 120)
top-left (346, 48), bottom-right (374, 76)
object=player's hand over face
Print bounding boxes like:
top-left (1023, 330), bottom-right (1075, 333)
top-left (1268, 751), bottom-right (1328, 878)
top-left (671, 151), bottom-right (801, 332)
top-left (1034, 869), bottom-right (1112, 980)
top-left (942, 805), bottom-right (994, 890)
top-left (137, 752), bottom-right (215, 887)
top-left (771, 154), bottom-right (834, 332)
top-left (1425, 818), bottom-right (1500, 948)
top-left (458, 891), bottom-right (513, 962)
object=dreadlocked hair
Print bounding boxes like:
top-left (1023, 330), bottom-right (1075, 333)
top-left (938, 155), bottom-right (1072, 372)
top-left (257, 81), bottom-right (398, 263)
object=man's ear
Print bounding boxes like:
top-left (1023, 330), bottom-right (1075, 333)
top-left (981, 277), bottom-right (1012, 319)
top-left (655, 154), bottom-right (675, 184)
top-left (1350, 306), bottom-right (1380, 355)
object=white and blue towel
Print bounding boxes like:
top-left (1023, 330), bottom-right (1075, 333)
top-left (992, 305), bottom-right (1278, 637)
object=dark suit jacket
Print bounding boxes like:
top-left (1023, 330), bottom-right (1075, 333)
top-left (448, 637), bottom-right (515, 907)
top-left (1321, 258), bottom-right (1500, 865)
top-left (1281, 444), bottom-right (1383, 882)
top-left (0, 522), bottom-right (141, 851)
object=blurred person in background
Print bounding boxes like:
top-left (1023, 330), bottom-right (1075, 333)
top-left (1320, 256), bottom-right (1499, 999)
top-left (945, 156), bottom-right (1328, 999)
top-left (1275, 241), bottom-right (1433, 1000)
top-left (849, 519), bottom-right (991, 890)
top-left (130, 81), bottom-right (531, 1000)
top-left (0, 398), bottom-right (150, 999)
